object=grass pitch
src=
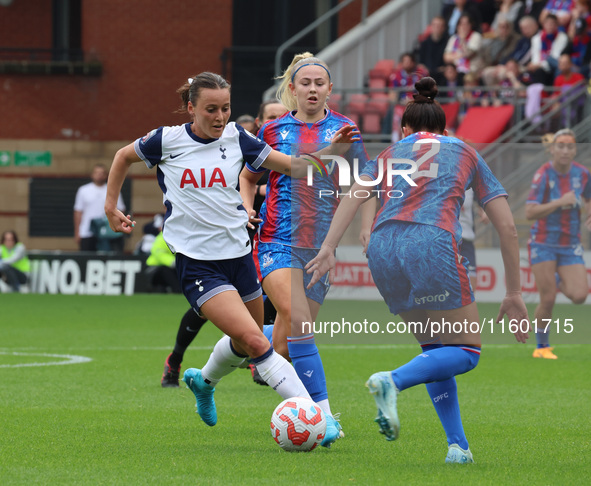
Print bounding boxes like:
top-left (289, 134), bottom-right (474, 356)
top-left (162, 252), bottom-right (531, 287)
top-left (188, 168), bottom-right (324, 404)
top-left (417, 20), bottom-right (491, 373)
top-left (1, 294), bottom-right (589, 485)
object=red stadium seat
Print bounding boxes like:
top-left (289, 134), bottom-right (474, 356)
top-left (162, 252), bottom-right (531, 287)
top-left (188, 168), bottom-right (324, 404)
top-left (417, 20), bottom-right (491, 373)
top-left (346, 93), bottom-right (369, 116)
top-left (367, 92), bottom-right (390, 117)
top-left (369, 59), bottom-right (396, 81)
top-left (440, 102), bottom-right (460, 130)
top-left (455, 105), bottom-right (514, 144)
top-left (368, 77), bottom-right (387, 92)
top-left (327, 93), bottom-right (342, 112)
top-left (362, 113), bottom-right (382, 134)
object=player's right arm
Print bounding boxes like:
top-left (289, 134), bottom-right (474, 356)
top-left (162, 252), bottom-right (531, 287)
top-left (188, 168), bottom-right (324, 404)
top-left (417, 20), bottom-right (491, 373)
top-left (525, 191), bottom-right (577, 220)
top-left (105, 143), bottom-right (138, 233)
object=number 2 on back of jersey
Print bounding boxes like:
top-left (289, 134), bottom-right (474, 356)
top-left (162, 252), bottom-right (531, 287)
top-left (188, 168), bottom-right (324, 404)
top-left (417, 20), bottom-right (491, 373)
top-left (411, 138), bottom-right (440, 180)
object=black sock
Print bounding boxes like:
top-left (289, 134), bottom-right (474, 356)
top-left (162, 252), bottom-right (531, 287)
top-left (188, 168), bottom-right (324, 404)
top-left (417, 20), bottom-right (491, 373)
top-left (263, 296), bottom-right (277, 326)
top-left (169, 308), bottom-right (207, 369)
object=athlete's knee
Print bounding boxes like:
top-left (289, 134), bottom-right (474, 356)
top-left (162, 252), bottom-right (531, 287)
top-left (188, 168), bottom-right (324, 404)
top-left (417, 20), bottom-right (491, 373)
top-left (463, 347), bottom-right (480, 372)
top-left (562, 284), bottom-right (588, 304)
top-left (239, 332), bottom-right (270, 358)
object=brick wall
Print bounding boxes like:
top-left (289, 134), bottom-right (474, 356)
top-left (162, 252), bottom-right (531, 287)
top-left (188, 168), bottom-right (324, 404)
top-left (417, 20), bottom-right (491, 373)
top-left (0, 0), bottom-right (233, 141)
top-left (338, 0), bottom-right (390, 36)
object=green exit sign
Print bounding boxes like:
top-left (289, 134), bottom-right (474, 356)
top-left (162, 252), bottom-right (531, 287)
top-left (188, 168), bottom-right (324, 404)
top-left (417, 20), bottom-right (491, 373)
top-left (0, 151), bottom-right (11, 167)
top-left (14, 151), bottom-right (52, 167)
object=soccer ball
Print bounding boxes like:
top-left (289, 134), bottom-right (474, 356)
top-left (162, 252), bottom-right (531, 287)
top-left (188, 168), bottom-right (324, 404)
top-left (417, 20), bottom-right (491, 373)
top-left (270, 397), bottom-right (327, 452)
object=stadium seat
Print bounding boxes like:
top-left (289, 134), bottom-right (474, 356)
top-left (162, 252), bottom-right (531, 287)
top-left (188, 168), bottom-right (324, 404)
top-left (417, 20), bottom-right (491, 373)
top-left (440, 102), bottom-right (460, 130)
top-left (362, 113), bottom-right (382, 134)
top-left (455, 105), bottom-right (514, 144)
top-left (367, 92), bottom-right (390, 117)
top-left (327, 93), bottom-right (342, 112)
top-left (368, 77), bottom-right (387, 92)
top-left (368, 59), bottom-right (396, 81)
top-left (346, 93), bottom-right (369, 116)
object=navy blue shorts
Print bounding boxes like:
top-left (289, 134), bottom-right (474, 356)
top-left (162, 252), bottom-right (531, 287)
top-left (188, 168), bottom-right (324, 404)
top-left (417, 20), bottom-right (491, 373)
top-left (367, 221), bottom-right (474, 315)
top-left (175, 252), bottom-right (262, 315)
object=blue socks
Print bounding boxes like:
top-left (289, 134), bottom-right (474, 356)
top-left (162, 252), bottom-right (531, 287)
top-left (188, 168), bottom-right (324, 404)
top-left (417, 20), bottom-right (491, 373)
top-left (535, 327), bottom-right (550, 348)
top-left (263, 324), bottom-right (274, 346)
top-left (392, 342), bottom-right (478, 451)
top-left (287, 334), bottom-right (328, 402)
top-left (390, 345), bottom-right (480, 391)
top-left (426, 378), bottom-right (468, 450)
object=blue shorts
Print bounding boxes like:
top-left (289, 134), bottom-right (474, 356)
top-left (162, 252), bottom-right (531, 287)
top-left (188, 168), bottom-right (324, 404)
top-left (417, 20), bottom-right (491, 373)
top-left (175, 252), bottom-right (262, 315)
top-left (528, 241), bottom-right (585, 267)
top-left (367, 221), bottom-right (474, 315)
top-left (254, 240), bottom-right (330, 304)
top-left (459, 239), bottom-right (476, 277)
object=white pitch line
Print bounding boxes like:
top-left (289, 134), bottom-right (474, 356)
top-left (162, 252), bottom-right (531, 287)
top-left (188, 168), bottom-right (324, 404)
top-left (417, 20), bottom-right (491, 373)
top-left (0, 352), bottom-right (92, 368)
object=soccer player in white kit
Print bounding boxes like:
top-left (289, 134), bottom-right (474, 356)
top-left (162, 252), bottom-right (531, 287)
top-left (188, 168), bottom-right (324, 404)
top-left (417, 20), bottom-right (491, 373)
top-left (104, 72), bottom-right (358, 428)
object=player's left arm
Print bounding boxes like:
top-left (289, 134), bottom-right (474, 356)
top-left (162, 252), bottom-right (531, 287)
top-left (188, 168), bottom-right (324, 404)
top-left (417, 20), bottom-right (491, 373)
top-left (484, 196), bottom-right (529, 343)
top-left (359, 197), bottom-right (377, 255)
top-left (262, 125), bottom-right (360, 177)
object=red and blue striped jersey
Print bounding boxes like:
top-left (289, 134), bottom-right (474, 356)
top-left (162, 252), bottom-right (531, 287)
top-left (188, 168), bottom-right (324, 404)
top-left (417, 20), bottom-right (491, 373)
top-left (527, 161), bottom-right (591, 246)
top-left (246, 109), bottom-right (368, 248)
top-left (361, 132), bottom-right (507, 243)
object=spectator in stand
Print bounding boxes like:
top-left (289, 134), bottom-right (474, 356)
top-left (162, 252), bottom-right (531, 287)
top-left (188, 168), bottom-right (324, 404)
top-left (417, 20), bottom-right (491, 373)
top-left (439, 63), bottom-right (465, 100)
top-left (524, 14), bottom-right (570, 122)
top-left (235, 114), bottom-right (257, 135)
top-left (443, 0), bottom-right (483, 36)
top-left (551, 53), bottom-right (586, 125)
top-left (389, 52), bottom-right (430, 101)
top-left (481, 15), bottom-right (538, 85)
top-left (417, 16), bottom-right (450, 81)
top-left (514, 0), bottom-right (546, 31)
top-left (470, 0), bottom-right (498, 30)
top-left (0, 230), bottom-right (30, 293)
top-left (493, 58), bottom-right (530, 106)
top-left (567, 0), bottom-right (591, 78)
top-left (527, 13), bottom-right (569, 84)
top-left (490, 0), bottom-right (525, 31)
top-left (444, 13), bottom-right (484, 74)
top-left (478, 15), bottom-right (522, 71)
top-left (459, 72), bottom-right (490, 123)
top-left (539, 0), bottom-right (574, 30)
top-left (387, 52), bottom-right (430, 141)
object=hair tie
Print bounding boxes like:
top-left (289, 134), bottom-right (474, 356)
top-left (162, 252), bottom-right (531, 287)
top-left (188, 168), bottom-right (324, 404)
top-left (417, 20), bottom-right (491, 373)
top-left (413, 93), bottom-right (434, 103)
top-left (291, 62), bottom-right (331, 83)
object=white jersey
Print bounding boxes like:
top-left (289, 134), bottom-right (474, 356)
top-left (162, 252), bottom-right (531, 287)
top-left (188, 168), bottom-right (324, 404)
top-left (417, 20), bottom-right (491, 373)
top-left (134, 122), bottom-right (271, 261)
top-left (74, 182), bottom-right (125, 238)
top-left (459, 188), bottom-right (475, 242)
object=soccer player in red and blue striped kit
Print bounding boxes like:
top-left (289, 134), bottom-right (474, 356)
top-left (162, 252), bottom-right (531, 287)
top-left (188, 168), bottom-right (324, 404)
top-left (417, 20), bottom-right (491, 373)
top-left (240, 52), bottom-right (373, 448)
top-left (526, 128), bottom-right (591, 359)
top-left (307, 77), bottom-right (530, 463)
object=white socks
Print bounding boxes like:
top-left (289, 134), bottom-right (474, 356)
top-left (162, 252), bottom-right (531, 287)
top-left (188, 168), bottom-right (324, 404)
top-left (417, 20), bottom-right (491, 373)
top-left (254, 349), bottom-right (312, 400)
top-left (201, 336), bottom-right (311, 401)
top-left (201, 335), bottom-right (246, 386)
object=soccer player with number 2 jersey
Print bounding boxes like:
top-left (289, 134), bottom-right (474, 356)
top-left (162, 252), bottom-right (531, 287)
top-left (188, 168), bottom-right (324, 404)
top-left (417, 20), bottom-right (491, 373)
top-left (307, 77), bottom-right (530, 463)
